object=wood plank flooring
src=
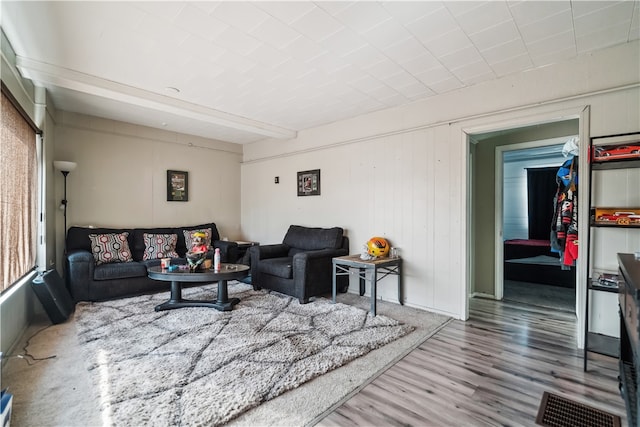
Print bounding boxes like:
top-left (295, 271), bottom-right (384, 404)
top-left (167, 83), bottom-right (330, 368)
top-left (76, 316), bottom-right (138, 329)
top-left (317, 297), bottom-right (626, 427)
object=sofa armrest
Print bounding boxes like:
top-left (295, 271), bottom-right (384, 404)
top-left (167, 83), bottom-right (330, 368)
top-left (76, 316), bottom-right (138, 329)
top-left (212, 240), bottom-right (239, 263)
top-left (65, 249), bottom-right (95, 302)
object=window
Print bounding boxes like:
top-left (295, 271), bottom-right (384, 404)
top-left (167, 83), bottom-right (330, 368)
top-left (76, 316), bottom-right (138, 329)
top-left (1, 85), bottom-right (38, 291)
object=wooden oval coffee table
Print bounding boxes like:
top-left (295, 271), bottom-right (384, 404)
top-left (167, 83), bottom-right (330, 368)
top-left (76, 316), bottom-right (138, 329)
top-left (148, 264), bottom-right (249, 312)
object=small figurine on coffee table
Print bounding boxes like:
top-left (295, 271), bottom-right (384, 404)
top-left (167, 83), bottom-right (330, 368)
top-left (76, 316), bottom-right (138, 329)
top-left (186, 232), bottom-right (208, 271)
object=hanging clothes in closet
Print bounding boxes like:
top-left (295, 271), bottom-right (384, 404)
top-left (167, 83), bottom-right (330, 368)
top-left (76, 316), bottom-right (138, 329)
top-left (550, 156), bottom-right (578, 269)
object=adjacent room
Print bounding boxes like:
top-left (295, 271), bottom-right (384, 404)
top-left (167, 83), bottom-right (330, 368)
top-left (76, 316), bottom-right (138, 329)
top-left (1, 1), bottom-right (639, 426)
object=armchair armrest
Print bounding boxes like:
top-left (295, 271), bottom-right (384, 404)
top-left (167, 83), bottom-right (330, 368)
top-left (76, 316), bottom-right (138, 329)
top-left (292, 248), bottom-right (348, 302)
top-left (251, 243), bottom-right (290, 260)
top-left (212, 240), bottom-right (238, 263)
top-left (65, 249), bottom-right (95, 301)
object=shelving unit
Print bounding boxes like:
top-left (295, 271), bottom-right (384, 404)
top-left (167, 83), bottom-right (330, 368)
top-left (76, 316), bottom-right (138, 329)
top-left (584, 132), bottom-right (640, 371)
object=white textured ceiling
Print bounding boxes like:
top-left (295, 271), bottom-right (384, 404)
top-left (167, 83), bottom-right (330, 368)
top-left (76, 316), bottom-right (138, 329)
top-left (2, 1), bottom-right (639, 144)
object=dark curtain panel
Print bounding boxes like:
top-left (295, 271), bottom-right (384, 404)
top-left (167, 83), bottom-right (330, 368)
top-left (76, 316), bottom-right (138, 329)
top-left (526, 166), bottom-right (559, 240)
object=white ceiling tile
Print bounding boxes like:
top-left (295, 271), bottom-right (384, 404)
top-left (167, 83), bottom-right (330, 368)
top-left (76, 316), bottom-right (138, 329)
top-left (439, 45), bottom-right (483, 70)
top-left (361, 18), bottom-right (412, 51)
top-left (382, 37), bottom-right (429, 65)
top-left (135, 13), bottom-right (191, 47)
top-left (250, 17), bottom-right (302, 49)
top-left (334, 2), bottom-right (393, 34)
top-left (450, 60), bottom-right (494, 84)
top-left (381, 70), bottom-right (421, 89)
top-left (172, 5), bottom-right (229, 42)
top-left (377, 92), bottom-right (410, 107)
top-left (576, 23), bottom-right (634, 53)
top-left (422, 28), bottom-right (473, 58)
top-left (329, 65), bottom-right (367, 85)
top-left (518, 10), bottom-right (574, 44)
top-left (275, 58), bottom-right (314, 80)
top-left (406, 6), bottom-right (458, 44)
top-left (571, 1), bottom-right (631, 18)
top-left (282, 36), bottom-right (328, 63)
top-left (319, 27), bottom-right (367, 57)
top-left (489, 53), bottom-right (533, 77)
top-left (443, 1), bottom-right (487, 18)
top-left (574, 2), bottom-right (635, 36)
top-left (212, 2), bottom-right (270, 33)
top-left (529, 46), bottom-right (576, 67)
top-left (427, 76), bottom-right (465, 94)
top-left (468, 20), bottom-right (521, 51)
top-left (631, 4), bottom-right (640, 40)
top-left (363, 58), bottom-right (405, 80)
top-left (341, 44), bottom-right (388, 70)
top-left (380, 1), bottom-right (444, 26)
top-left (131, 1), bottom-right (186, 22)
top-left (254, 1), bottom-right (316, 25)
top-left (214, 26), bottom-right (262, 56)
top-left (290, 6), bottom-right (345, 42)
top-left (508, 0), bottom-right (571, 27)
top-left (415, 66), bottom-right (456, 86)
top-left (347, 74), bottom-right (385, 92)
top-left (366, 84), bottom-right (400, 102)
top-left (177, 35), bottom-right (226, 63)
top-left (479, 38), bottom-right (528, 65)
top-left (525, 30), bottom-right (576, 58)
top-left (247, 43), bottom-right (290, 69)
top-left (216, 51), bottom-right (257, 74)
top-left (315, 1), bottom-right (356, 17)
top-left (398, 52), bottom-right (441, 75)
top-left (449, 1), bottom-right (512, 35)
top-left (308, 52), bottom-right (351, 74)
top-left (191, 2), bottom-right (220, 15)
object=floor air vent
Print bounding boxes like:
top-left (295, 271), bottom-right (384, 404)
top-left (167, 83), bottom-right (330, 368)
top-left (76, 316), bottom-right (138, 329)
top-left (536, 391), bottom-right (621, 427)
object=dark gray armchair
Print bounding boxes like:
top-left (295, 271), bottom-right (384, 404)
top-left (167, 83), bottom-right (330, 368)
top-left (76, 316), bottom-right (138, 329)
top-left (249, 225), bottom-right (349, 303)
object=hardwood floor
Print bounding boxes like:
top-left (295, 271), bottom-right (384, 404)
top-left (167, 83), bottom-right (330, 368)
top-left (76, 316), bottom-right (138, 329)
top-left (318, 297), bottom-right (626, 427)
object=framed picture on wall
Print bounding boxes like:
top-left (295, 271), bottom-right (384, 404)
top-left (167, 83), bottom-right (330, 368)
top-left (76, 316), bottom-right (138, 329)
top-left (297, 169), bottom-right (320, 196)
top-left (167, 170), bottom-right (188, 201)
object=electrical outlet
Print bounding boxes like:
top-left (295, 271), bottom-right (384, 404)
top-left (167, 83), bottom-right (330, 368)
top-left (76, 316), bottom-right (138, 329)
top-left (274, 176), bottom-right (279, 184)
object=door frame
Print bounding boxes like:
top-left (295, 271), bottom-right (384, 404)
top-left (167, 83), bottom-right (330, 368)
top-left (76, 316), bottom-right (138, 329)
top-left (464, 105), bottom-right (590, 348)
top-left (494, 137), bottom-right (575, 301)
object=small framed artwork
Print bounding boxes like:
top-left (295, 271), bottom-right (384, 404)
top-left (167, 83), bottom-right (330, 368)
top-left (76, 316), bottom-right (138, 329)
top-left (167, 170), bottom-right (188, 201)
top-left (297, 169), bottom-right (320, 196)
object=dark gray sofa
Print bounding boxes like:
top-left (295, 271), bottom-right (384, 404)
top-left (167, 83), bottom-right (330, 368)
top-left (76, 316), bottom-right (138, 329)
top-left (249, 225), bottom-right (349, 303)
top-left (65, 222), bottom-right (238, 302)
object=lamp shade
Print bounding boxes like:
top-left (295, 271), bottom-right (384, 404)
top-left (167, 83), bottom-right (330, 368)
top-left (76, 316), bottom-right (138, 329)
top-left (53, 161), bottom-right (77, 172)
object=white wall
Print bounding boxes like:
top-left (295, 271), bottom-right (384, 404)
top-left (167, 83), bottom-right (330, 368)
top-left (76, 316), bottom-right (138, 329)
top-left (241, 41), bottom-right (640, 320)
top-left (53, 113), bottom-right (244, 273)
top-left (502, 145), bottom-right (567, 240)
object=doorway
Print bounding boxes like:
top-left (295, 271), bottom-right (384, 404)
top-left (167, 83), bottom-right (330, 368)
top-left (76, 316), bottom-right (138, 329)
top-left (498, 140), bottom-right (577, 312)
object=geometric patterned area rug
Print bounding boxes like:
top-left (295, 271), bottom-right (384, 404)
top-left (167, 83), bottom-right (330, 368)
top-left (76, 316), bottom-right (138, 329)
top-left (75, 282), bottom-right (414, 426)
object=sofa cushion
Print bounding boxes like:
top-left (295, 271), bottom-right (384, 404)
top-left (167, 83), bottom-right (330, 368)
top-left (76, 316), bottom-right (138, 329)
top-left (67, 226), bottom-right (132, 253)
top-left (89, 232), bottom-right (133, 265)
top-left (131, 227), bottom-right (174, 261)
top-left (258, 257), bottom-right (293, 279)
top-left (283, 225), bottom-right (343, 251)
top-left (93, 261), bottom-right (147, 281)
top-left (142, 233), bottom-right (179, 260)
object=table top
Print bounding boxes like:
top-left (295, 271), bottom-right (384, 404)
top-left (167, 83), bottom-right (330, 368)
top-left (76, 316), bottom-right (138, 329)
top-left (333, 254), bottom-right (402, 268)
top-left (148, 263), bottom-right (249, 282)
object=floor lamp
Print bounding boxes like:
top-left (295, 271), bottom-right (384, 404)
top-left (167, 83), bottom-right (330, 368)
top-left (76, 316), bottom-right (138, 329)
top-left (53, 160), bottom-right (77, 250)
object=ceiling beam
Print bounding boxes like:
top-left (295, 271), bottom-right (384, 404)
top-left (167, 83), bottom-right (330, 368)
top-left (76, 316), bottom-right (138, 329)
top-left (16, 56), bottom-right (297, 140)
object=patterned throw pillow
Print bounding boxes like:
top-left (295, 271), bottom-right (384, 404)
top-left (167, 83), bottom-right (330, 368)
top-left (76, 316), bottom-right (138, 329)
top-left (89, 232), bottom-right (133, 265)
top-left (183, 228), bottom-right (212, 250)
top-left (143, 233), bottom-right (179, 260)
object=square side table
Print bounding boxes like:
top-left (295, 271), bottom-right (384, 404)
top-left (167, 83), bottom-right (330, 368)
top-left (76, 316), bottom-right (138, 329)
top-left (332, 254), bottom-right (403, 316)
